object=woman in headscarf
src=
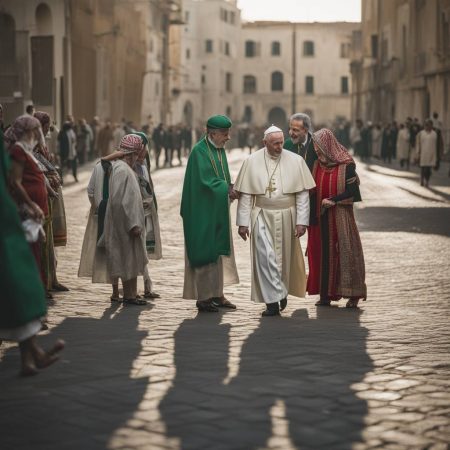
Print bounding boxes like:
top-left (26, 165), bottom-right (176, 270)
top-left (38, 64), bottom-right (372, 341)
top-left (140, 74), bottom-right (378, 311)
top-left (5, 115), bottom-right (48, 291)
top-left (307, 128), bottom-right (366, 308)
top-left (0, 129), bottom-right (64, 376)
top-left (34, 111), bottom-right (69, 293)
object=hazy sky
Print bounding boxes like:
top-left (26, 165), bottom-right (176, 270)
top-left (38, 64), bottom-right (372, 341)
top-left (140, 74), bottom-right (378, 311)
top-left (237, 0), bottom-right (361, 22)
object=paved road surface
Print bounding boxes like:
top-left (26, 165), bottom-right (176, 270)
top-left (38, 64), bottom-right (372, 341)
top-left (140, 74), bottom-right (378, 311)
top-left (1, 151), bottom-right (449, 450)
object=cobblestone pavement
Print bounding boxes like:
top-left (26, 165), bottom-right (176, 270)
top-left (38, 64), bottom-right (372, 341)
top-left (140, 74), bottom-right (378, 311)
top-left (1, 150), bottom-right (449, 450)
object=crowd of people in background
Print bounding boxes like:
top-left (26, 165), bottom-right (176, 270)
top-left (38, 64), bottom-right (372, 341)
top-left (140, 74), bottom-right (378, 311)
top-left (333, 113), bottom-right (445, 188)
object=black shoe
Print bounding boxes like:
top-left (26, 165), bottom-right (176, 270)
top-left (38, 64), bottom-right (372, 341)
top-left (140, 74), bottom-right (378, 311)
top-left (196, 300), bottom-right (219, 312)
top-left (262, 302), bottom-right (280, 317)
top-left (280, 297), bottom-right (287, 311)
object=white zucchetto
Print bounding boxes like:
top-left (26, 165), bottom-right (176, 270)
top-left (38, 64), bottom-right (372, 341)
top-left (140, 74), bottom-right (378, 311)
top-left (263, 125), bottom-right (283, 137)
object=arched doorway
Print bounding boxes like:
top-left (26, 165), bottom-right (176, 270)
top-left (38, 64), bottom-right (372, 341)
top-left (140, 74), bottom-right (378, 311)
top-left (32, 3), bottom-right (54, 106)
top-left (36, 3), bottom-right (53, 35)
top-left (0, 13), bottom-right (16, 71)
top-left (183, 101), bottom-right (193, 127)
top-left (267, 107), bottom-right (287, 128)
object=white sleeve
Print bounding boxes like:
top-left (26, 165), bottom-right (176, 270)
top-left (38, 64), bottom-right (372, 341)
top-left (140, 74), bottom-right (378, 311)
top-left (87, 166), bottom-right (98, 199)
top-left (296, 190), bottom-right (310, 226)
top-left (237, 193), bottom-right (252, 227)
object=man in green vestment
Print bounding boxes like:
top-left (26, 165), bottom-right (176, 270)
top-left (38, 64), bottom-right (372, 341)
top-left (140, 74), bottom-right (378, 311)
top-left (181, 115), bottom-right (239, 312)
top-left (283, 112), bottom-right (317, 172)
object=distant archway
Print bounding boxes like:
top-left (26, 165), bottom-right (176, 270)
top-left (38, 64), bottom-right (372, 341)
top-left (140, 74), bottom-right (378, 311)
top-left (267, 107), bottom-right (287, 128)
top-left (183, 101), bottom-right (193, 127)
top-left (35, 3), bottom-right (53, 35)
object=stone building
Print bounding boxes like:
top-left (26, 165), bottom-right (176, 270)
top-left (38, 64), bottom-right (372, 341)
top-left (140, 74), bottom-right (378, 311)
top-left (350, 0), bottom-right (450, 147)
top-left (239, 21), bottom-right (357, 129)
top-left (0, 0), bottom-right (154, 126)
top-left (168, 0), bottom-right (242, 128)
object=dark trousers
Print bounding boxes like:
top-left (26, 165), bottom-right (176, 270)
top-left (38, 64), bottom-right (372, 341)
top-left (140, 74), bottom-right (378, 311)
top-left (66, 158), bottom-right (78, 181)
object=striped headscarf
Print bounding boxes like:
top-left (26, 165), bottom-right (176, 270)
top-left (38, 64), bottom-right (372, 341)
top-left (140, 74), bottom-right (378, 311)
top-left (313, 128), bottom-right (354, 167)
top-left (119, 134), bottom-right (144, 154)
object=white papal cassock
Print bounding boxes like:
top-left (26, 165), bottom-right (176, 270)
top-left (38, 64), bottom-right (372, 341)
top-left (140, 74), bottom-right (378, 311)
top-left (235, 148), bottom-right (315, 304)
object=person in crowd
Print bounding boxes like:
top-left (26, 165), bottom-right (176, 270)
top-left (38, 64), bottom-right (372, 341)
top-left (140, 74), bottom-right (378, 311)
top-left (181, 115), bottom-right (239, 312)
top-left (0, 130), bottom-right (65, 377)
top-left (234, 125), bottom-right (315, 316)
top-left (307, 128), bottom-right (367, 309)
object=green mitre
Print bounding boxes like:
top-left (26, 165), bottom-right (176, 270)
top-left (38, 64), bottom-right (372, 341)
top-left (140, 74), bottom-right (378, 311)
top-left (206, 115), bottom-right (232, 129)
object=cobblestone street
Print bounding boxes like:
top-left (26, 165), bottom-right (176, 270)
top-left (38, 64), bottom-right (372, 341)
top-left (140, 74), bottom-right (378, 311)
top-left (1, 150), bottom-right (449, 450)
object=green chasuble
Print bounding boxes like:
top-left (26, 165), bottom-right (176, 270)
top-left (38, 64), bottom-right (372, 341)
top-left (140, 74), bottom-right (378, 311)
top-left (181, 137), bottom-right (231, 268)
top-left (0, 131), bottom-right (47, 329)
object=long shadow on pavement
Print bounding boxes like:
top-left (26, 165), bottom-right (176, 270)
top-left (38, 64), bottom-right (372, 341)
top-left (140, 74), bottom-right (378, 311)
top-left (160, 307), bottom-right (372, 450)
top-left (0, 303), bottom-right (149, 450)
top-left (355, 206), bottom-right (450, 237)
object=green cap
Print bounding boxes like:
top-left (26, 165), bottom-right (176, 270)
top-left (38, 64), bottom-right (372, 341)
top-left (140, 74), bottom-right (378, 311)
top-left (133, 131), bottom-right (149, 146)
top-left (206, 115), bottom-right (232, 130)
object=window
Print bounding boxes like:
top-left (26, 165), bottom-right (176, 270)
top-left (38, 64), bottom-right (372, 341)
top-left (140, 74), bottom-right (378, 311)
top-left (186, 48), bottom-right (190, 59)
top-left (243, 75), bottom-right (257, 94)
top-left (271, 71), bottom-right (283, 91)
top-left (185, 11), bottom-right (189, 23)
top-left (245, 40), bottom-right (256, 57)
top-left (341, 76), bottom-right (349, 94)
top-left (371, 34), bottom-right (378, 58)
top-left (303, 41), bottom-right (314, 56)
top-left (226, 106), bottom-right (232, 117)
top-left (230, 11), bottom-right (235, 24)
top-left (205, 39), bottom-right (213, 53)
top-left (305, 76), bottom-right (314, 94)
top-left (224, 41), bottom-right (230, 56)
top-left (340, 42), bottom-right (350, 58)
top-left (271, 41), bottom-right (281, 56)
top-left (243, 106), bottom-right (253, 122)
top-left (226, 72), bottom-right (232, 92)
top-left (201, 74), bottom-right (206, 85)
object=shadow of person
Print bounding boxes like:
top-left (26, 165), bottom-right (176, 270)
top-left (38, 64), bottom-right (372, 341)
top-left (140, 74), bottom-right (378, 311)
top-left (0, 303), bottom-right (149, 450)
top-left (221, 307), bottom-right (372, 450)
top-left (159, 312), bottom-right (232, 450)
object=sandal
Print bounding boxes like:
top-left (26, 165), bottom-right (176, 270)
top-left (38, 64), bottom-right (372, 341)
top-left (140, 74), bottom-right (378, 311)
top-left (196, 300), bottom-right (219, 312)
top-left (123, 298), bottom-right (148, 306)
top-left (51, 283), bottom-right (69, 292)
top-left (144, 291), bottom-right (161, 299)
top-left (110, 295), bottom-right (122, 302)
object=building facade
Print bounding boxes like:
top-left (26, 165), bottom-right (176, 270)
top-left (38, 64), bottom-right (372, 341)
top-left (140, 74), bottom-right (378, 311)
top-left (239, 21), bottom-right (357, 129)
top-left (350, 0), bottom-right (450, 147)
top-left (0, 0), bottom-right (157, 126)
top-left (169, 0), bottom-right (242, 128)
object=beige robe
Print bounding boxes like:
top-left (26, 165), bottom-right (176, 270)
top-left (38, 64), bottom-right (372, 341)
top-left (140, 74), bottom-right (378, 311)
top-left (396, 128), bottom-right (410, 160)
top-left (103, 160), bottom-right (148, 282)
top-left (78, 162), bottom-right (109, 283)
top-left (417, 129), bottom-right (437, 167)
top-left (183, 211), bottom-right (239, 301)
top-left (235, 148), bottom-right (315, 303)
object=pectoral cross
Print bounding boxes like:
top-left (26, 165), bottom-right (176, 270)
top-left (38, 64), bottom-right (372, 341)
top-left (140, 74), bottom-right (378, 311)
top-left (265, 179), bottom-right (275, 198)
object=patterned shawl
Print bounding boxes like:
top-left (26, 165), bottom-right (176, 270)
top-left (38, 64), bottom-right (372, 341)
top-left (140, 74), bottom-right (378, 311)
top-left (313, 128), bottom-right (354, 167)
top-left (4, 115), bottom-right (41, 148)
top-left (34, 111), bottom-right (50, 128)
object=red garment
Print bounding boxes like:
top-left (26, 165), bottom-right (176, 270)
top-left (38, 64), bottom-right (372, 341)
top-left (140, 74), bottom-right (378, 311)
top-left (9, 144), bottom-right (48, 215)
top-left (306, 163), bottom-right (340, 297)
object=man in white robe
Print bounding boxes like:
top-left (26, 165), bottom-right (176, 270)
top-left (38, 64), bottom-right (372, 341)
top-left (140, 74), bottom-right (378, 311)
top-left (416, 119), bottom-right (440, 187)
top-left (78, 134), bottom-right (148, 305)
top-left (234, 126), bottom-right (316, 316)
